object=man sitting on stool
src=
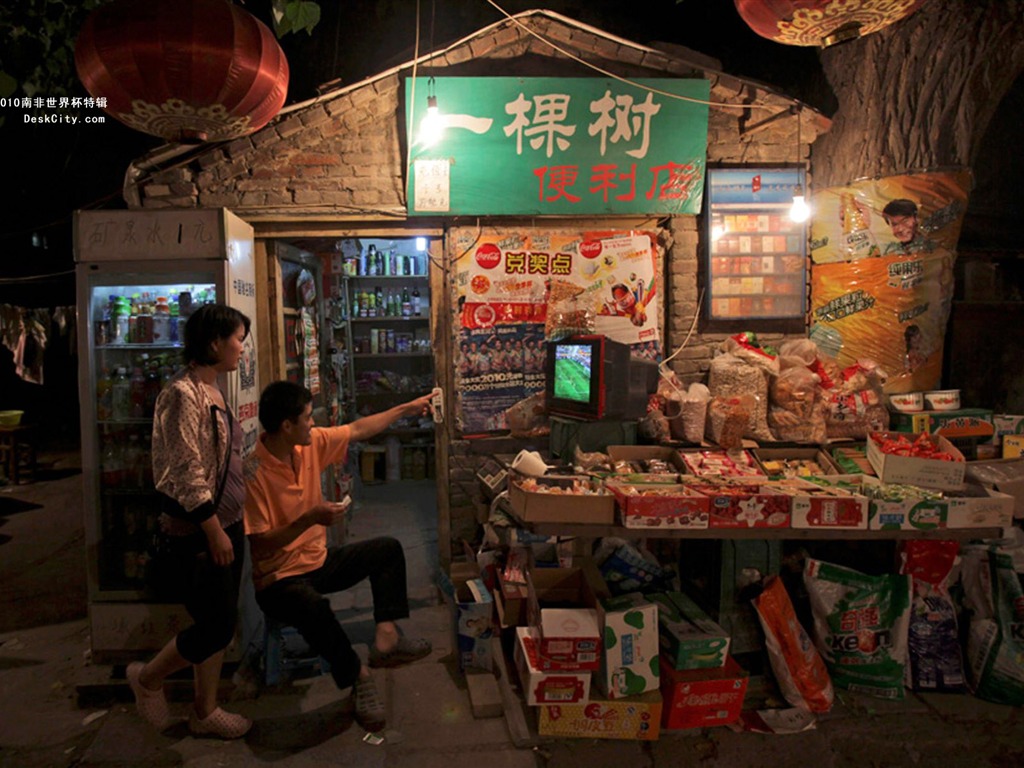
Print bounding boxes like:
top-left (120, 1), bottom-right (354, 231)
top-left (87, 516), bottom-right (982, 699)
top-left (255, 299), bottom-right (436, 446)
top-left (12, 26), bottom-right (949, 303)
top-left (243, 381), bottom-right (434, 732)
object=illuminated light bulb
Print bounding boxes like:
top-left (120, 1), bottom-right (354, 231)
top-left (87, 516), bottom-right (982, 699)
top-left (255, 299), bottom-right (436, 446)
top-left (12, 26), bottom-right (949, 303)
top-left (711, 224), bottom-right (725, 241)
top-left (415, 236), bottom-right (427, 252)
top-left (790, 186), bottom-right (810, 223)
top-left (419, 95), bottom-right (444, 147)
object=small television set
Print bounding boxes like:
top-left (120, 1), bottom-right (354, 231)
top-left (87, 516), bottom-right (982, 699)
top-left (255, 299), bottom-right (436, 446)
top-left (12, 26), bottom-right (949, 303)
top-left (544, 334), bottom-right (659, 421)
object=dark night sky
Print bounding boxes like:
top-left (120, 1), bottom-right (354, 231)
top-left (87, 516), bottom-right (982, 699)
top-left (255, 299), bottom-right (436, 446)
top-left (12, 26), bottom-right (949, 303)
top-left (0, 0), bottom-right (828, 306)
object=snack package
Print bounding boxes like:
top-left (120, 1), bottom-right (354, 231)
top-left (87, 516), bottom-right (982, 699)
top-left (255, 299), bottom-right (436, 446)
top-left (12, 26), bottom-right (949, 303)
top-left (543, 279), bottom-right (593, 340)
top-left (769, 364), bottom-right (827, 444)
top-left (803, 558), bottom-right (912, 699)
top-left (819, 358), bottom-right (889, 440)
top-left (504, 392), bottom-right (549, 438)
top-left (898, 540), bottom-right (965, 692)
top-left (705, 395), bottom-right (754, 450)
top-left (666, 382), bottom-right (710, 444)
top-left (752, 576), bottom-right (834, 713)
top-left (708, 351), bottom-right (774, 441)
top-left (959, 543), bottom-right (1024, 705)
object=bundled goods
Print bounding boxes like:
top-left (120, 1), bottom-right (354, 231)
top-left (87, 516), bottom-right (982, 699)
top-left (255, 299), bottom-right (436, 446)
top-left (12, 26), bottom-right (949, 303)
top-left (504, 392), bottom-right (549, 438)
top-left (665, 382), bottom-right (711, 444)
top-left (759, 457), bottom-right (829, 479)
top-left (708, 349), bottom-right (774, 442)
top-left (752, 576), bottom-right (833, 712)
top-left (769, 356), bottom-right (827, 444)
top-left (870, 432), bottom-right (962, 462)
top-left (898, 540), bottom-right (965, 692)
top-left (958, 541), bottom-right (1024, 705)
top-left (543, 278), bottom-right (593, 340)
top-left (513, 476), bottom-right (608, 496)
top-left (819, 358), bottom-right (889, 440)
top-left (803, 559), bottom-right (912, 699)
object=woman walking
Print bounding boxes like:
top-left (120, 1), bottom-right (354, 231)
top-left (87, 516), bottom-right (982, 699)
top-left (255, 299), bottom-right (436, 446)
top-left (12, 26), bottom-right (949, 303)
top-left (127, 303), bottom-right (252, 739)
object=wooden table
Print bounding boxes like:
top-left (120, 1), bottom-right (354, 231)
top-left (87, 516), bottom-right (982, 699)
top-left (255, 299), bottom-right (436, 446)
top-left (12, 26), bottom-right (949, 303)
top-left (0, 423), bottom-right (37, 484)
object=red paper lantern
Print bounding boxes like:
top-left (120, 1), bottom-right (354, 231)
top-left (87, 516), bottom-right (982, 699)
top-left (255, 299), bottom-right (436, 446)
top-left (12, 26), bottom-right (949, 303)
top-left (734, 0), bottom-right (930, 47)
top-left (75, 0), bottom-right (289, 143)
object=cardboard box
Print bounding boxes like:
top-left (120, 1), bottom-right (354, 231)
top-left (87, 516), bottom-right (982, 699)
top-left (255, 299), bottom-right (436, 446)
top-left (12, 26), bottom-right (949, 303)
top-left (508, 474), bottom-right (615, 525)
top-left (866, 432), bottom-right (966, 490)
top-left (495, 568), bottom-right (529, 628)
top-left (606, 481), bottom-right (710, 530)
top-left (526, 562), bottom-right (608, 670)
top-left (1003, 435), bottom-right (1024, 459)
top-left (889, 411), bottom-right (930, 435)
top-left (649, 591), bottom-right (730, 670)
top-left (681, 478), bottom-right (791, 529)
top-left (829, 443), bottom-right (876, 476)
top-left (863, 476), bottom-right (1014, 530)
top-left (514, 627), bottom-right (591, 706)
top-left (764, 477), bottom-right (868, 530)
top-left (597, 592), bottom-right (660, 699)
top-left (439, 563), bottom-right (494, 673)
top-left (965, 459), bottom-right (1024, 519)
top-left (537, 689), bottom-right (662, 740)
top-left (679, 448), bottom-right (766, 478)
top-left (992, 414), bottom-right (1024, 446)
top-left (754, 447), bottom-right (840, 479)
top-left (660, 655), bottom-right (749, 731)
top-left (606, 445), bottom-right (689, 473)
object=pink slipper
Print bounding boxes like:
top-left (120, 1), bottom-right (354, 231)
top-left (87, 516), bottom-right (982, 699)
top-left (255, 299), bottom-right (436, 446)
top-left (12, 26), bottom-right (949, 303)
top-left (126, 662), bottom-right (172, 731)
top-left (188, 707), bottom-right (252, 739)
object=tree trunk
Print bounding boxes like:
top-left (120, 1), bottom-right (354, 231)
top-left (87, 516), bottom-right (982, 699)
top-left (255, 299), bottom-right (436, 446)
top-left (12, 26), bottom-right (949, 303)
top-left (813, 0), bottom-right (1024, 188)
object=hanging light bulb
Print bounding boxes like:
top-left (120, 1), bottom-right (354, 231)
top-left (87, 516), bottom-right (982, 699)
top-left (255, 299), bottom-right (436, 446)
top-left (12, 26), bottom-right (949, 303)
top-left (418, 78), bottom-right (444, 147)
top-left (789, 107), bottom-right (810, 223)
top-left (790, 186), bottom-right (810, 223)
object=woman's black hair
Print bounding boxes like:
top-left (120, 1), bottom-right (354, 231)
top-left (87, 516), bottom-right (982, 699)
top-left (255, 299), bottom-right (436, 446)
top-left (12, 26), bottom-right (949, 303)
top-left (259, 380), bottom-right (313, 433)
top-left (182, 304), bottom-right (251, 366)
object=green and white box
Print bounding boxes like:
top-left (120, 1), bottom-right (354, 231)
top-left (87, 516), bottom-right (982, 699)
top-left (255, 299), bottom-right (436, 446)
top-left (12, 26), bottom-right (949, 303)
top-left (598, 592), bottom-right (660, 699)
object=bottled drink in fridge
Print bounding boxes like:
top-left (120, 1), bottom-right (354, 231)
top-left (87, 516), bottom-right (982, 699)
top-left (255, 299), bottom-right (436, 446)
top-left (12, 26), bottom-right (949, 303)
top-left (96, 368), bottom-right (113, 420)
top-left (130, 365), bottom-right (146, 418)
top-left (101, 433), bottom-right (123, 487)
top-left (112, 367), bottom-right (131, 421)
top-left (152, 296), bottom-right (171, 343)
top-left (412, 286), bottom-right (421, 316)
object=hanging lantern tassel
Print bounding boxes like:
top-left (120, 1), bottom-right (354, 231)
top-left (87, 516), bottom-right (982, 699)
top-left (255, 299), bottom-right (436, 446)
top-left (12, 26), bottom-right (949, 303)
top-left (75, 0), bottom-right (290, 143)
top-left (733, 0), bottom-right (930, 48)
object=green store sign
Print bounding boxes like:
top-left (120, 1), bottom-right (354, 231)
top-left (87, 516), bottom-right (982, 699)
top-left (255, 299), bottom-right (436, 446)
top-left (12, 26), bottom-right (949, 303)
top-left (405, 77), bottom-right (710, 216)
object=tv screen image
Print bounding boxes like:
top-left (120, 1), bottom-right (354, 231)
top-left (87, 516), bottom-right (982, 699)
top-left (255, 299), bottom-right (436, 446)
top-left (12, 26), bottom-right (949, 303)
top-left (553, 344), bottom-right (593, 403)
top-left (544, 334), bottom-right (660, 421)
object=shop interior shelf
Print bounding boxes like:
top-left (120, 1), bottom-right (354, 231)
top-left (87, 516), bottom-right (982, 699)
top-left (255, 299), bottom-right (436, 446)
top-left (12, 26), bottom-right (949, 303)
top-left (527, 522), bottom-right (1004, 541)
top-left (352, 352), bottom-right (432, 359)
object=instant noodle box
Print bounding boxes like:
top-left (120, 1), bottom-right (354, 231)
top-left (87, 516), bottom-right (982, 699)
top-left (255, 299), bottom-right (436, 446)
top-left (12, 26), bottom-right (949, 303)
top-left (605, 480), bottom-right (710, 530)
top-left (649, 591), bottom-right (730, 670)
top-left (536, 689), bottom-right (662, 740)
top-left (515, 627), bottom-right (592, 706)
top-left (866, 481), bottom-right (1015, 531)
top-left (660, 655), bottom-right (749, 731)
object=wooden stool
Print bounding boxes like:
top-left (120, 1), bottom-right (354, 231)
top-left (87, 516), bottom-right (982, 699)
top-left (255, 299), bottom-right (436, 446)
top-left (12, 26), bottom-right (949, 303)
top-left (263, 619), bottom-right (331, 686)
top-left (0, 424), bottom-right (37, 485)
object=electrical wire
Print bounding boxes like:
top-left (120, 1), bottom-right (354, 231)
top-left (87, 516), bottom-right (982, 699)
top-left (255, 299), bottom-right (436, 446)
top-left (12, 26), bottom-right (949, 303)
top-left (483, 0), bottom-right (781, 112)
top-left (0, 269), bottom-right (76, 283)
top-left (659, 287), bottom-right (705, 392)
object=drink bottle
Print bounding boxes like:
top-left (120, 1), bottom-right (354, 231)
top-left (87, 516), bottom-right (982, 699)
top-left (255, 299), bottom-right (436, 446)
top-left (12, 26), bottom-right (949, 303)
top-left (112, 367), bottom-right (131, 421)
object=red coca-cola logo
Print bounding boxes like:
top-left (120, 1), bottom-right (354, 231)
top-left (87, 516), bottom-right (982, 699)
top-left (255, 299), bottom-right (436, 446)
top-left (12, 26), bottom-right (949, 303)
top-left (475, 243), bottom-right (501, 269)
top-left (580, 240), bottom-right (603, 259)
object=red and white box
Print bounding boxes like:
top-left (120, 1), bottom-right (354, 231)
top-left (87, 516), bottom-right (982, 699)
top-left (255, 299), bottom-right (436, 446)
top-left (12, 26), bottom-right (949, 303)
top-left (526, 563), bottom-right (606, 670)
top-left (682, 478), bottom-right (791, 529)
top-left (515, 627), bottom-right (592, 706)
top-left (660, 654), bottom-right (749, 730)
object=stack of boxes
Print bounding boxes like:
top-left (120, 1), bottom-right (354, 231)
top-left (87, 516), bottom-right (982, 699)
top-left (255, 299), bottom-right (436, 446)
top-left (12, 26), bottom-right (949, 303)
top-left (508, 558), bottom-right (749, 739)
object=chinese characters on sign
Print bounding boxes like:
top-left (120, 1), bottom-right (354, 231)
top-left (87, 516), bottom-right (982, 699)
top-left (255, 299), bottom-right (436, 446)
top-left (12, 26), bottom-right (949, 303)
top-left (406, 77), bottom-right (709, 216)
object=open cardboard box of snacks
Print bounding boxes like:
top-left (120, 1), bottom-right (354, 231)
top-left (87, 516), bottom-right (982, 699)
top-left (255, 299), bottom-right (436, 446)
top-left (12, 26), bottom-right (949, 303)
top-left (679, 477), bottom-right (791, 529)
top-left (753, 447), bottom-right (841, 479)
top-left (605, 480), bottom-right (711, 530)
top-left (866, 432), bottom-right (966, 490)
top-left (604, 445), bottom-right (689, 476)
top-left (763, 476), bottom-right (868, 530)
top-left (507, 470), bottom-right (615, 525)
top-left (677, 448), bottom-right (766, 479)
top-left (856, 475), bottom-right (1015, 530)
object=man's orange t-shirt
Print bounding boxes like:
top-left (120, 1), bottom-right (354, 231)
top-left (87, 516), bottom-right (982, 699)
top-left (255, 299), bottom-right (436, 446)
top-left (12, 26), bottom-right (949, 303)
top-left (243, 426), bottom-right (350, 591)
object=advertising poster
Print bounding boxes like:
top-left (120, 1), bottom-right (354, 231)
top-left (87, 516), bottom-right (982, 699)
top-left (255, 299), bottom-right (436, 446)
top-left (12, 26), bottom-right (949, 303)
top-left (808, 170), bottom-right (970, 393)
top-left (809, 170), bottom-right (971, 264)
top-left (451, 229), bottom-right (659, 433)
top-left (810, 253), bottom-right (954, 393)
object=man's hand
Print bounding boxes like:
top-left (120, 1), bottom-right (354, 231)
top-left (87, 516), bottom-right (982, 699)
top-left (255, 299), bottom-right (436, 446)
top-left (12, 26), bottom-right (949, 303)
top-left (205, 525), bottom-right (235, 566)
top-left (305, 498), bottom-right (351, 527)
top-left (402, 393), bottom-right (434, 418)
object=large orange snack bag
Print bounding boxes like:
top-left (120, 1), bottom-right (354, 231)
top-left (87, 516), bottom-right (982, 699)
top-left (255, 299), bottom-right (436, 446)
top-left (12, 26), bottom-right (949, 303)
top-left (753, 575), bottom-right (834, 713)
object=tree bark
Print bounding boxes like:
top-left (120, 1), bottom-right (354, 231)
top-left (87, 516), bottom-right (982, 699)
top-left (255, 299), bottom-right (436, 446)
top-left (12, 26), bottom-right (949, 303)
top-left (813, 0), bottom-right (1024, 188)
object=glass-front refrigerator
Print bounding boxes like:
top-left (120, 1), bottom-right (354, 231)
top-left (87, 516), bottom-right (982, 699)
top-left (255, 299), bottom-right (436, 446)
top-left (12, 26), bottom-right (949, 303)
top-left (74, 209), bottom-right (260, 663)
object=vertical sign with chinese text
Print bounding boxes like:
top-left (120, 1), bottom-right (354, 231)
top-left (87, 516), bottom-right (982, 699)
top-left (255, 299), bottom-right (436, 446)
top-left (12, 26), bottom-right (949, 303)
top-left (406, 77), bottom-right (709, 216)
